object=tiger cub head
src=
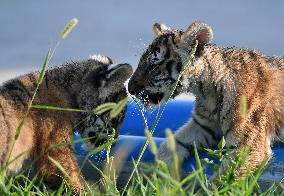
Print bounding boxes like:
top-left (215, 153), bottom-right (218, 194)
top-left (78, 56), bottom-right (132, 149)
top-left (128, 21), bottom-right (213, 106)
top-left (80, 112), bottom-right (126, 149)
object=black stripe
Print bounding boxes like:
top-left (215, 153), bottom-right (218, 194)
top-left (170, 33), bottom-right (177, 45)
top-left (204, 136), bottom-right (210, 146)
top-left (204, 56), bottom-right (214, 78)
top-left (8, 92), bottom-right (27, 107)
top-left (212, 107), bottom-right (218, 115)
top-left (216, 86), bottom-right (224, 118)
top-left (152, 76), bottom-right (175, 84)
top-left (45, 73), bottom-right (49, 89)
top-left (195, 44), bottom-right (204, 57)
top-left (176, 62), bottom-right (183, 73)
top-left (162, 36), bottom-right (169, 45)
top-left (153, 47), bottom-right (160, 53)
top-left (224, 129), bottom-right (231, 138)
top-left (211, 86), bottom-right (218, 115)
top-left (5, 80), bottom-right (32, 99)
top-left (166, 60), bottom-right (174, 75)
top-left (164, 48), bottom-right (170, 59)
top-left (197, 81), bottom-right (204, 98)
top-left (151, 80), bottom-right (160, 86)
top-left (153, 69), bottom-right (161, 77)
top-left (27, 73), bottom-right (38, 90)
top-left (192, 117), bottom-right (219, 141)
top-left (156, 59), bottom-right (166, 66)
top-left (175, 138), bottom-right (194, 155)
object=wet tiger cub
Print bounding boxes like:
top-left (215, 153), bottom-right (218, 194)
top-left (0, 55), bottom-right (133, 191)
top-left (128, 21), bottom-right (284, 175)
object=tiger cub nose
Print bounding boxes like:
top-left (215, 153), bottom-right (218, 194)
top-left (128, 79), bottom-right (144, 95)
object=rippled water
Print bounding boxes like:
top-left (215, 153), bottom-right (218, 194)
top-left (0, 0), bottom-right (284, 83)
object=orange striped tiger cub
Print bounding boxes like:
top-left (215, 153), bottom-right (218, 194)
top-left (0, 55), bottom-right (132, 191)
top-left (128, 21), bottom-right (284, 175)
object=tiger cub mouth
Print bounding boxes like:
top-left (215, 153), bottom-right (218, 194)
top-left (137, 80), bottom-right (183, 107)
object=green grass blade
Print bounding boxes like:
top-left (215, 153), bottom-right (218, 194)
top-left (142, 174), bottom-right (157, 192)
top-left (47, 136), bottom-right (103, 152)
top-left (217, 136), bottom-right (226, 150)
top-left (24, 175), bottom-right (37, 194)
top-left (245, 159), bottom-right (268, 196)
top-left (15, 117), bottom-right (27, 140)
top-left (48, 156), bottom-right (70, 180)
top-left (80, 137), bottom-right (119, 170)
top-left (56, 181), bottom-right (66, 196)
top-left (145, 129), bottom-right (158, 156)
top-left (141, 163), bottom-right (180, 187)
top-left (110, 96), bottom-right (129, 119)
top-left (37, 49), bottom-right (51, 85)
top-left (240, 95), bottom-right (247, 118)
top-left (193, 143), bottom-right (202, 170)
top-left (61, 18), bottom-right (78, 39)
top-left (31, 105), bottom-right (88, 113)
top-left (179, 168), bottom-right (202, 187)
top-left (166, 129), bottom-right (180, 180)
top-left (15, 48), bottom-right (51, 141)
top-left (95, 102), bottom-right (116, 115)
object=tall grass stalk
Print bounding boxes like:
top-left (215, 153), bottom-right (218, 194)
top-left (122, 40), bottom-right (199, 194)
top-left (2, 17), bottom-right (78, 179)
top-left (166, 129), bottom-right (180, 181)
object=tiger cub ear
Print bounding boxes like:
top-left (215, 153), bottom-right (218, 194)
top-left (89, 54), bottom-right (113, 65)
top-left (181, 21), bottom-right (213, 49)
top-left (153, 23), bottom-right (171, 36)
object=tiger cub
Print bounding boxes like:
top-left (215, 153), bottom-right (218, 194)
top-left (128, 21), bottom-right (284, 175)
top-left (0, 55), bottom-right (133, 191)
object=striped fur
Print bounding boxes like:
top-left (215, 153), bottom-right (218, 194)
top-left (128, 21), bottom-right (284, 175)
top-left (0, 56), bottom-right (132, 191)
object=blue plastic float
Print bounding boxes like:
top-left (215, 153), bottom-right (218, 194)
top-left (75, 99), bottom-right (284, 179)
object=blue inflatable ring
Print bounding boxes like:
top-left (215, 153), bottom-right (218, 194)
top-left (74, 99), bottom-right (284, 180)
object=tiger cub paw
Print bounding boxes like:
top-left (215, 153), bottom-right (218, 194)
top-left (157, 141), bottom-right (175, 169)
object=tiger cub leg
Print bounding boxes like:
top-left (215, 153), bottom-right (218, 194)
top-left (235, 130), bottom-right (271, 176)
top-left (158, 117), bottom-right (218, 170)
top-left (36, 128), bottom-right (82, 192)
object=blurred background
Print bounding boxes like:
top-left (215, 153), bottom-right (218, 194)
top-left (1, 0), bottom-right (284, 83)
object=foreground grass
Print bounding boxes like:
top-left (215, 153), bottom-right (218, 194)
top-left (0, 141), bottom-right (283, 195)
